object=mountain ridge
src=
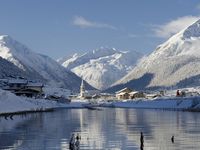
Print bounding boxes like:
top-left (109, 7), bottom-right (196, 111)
top-left (58, 47), bottom-right (143, 90)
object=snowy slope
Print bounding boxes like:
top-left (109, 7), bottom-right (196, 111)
top-left (0, 35), bottom-right (93, 92)
top-left (110, 19), bottom-right (200, 92)
top-left (0, 56), bottom-right (33, 79)
top-left (58, 47), bottom-right (142, 90)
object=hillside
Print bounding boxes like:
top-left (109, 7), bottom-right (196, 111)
top-left (108, 19), bottom-right (200, 92)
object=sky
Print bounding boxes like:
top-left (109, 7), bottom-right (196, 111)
top-left (0, 0), bottom-right (200, 59)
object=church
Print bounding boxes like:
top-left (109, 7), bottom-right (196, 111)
top-left (79, 79), bottom-right (100, 99)
top-left (79, 79), bottom-right (85, 98)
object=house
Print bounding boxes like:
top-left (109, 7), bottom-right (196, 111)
top-left (17, 82), bottom-right (44, 97)
top-left (26, 82), bottom-right (43, 93)
top-left (2, 79), bottom-right (44, 97)
top-left (7, 79), bottom-right (28, 91)
top-left (116, 92), bottom-right (130, 99)
top-left (129, 91), bottom-right (145, 99)
top-left (14, 88), bottom-right (42, 97)
top-left (116, 88), bottom-right (133, 100)
top-left (145, 93), bottom-right (161, 99)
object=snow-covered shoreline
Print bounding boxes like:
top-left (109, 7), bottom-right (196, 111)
top-left (0, 89), bottom-right (88, 115)
top-left (1, 88), bottom-right (200, 116)
top-left (112, 96), bottom-right (200, 111)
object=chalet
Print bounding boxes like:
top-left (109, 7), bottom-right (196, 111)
top-left (145, 93), bottom-right (161, 99)
top-left (129, 91), bottom-right (145, 99)
top-left (2, 79), bottom-right (44, 97)
top-left (116, 88), bottom-right (133, 100)
top-left (7, 79), bottom-right (28, 91)
top-left (26, 82), bottom-right (43, 93)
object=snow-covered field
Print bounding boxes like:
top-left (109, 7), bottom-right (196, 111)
top-left (0, 89), bottom-right (87, 114)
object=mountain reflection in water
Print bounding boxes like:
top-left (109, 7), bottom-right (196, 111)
top-left (0, 108), bottom-right (200, 150)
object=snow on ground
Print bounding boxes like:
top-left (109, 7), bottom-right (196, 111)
top-left (1, 87), bottom-right (200, 115)
top-left (0, 89), bottom-right (87, 114)
top-left (112, 96), bottom-right (200, 110)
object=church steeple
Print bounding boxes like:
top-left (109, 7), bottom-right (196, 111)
top-left (80, 79), bottom-right (85, 98)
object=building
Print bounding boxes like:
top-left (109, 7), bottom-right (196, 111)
top-left (2, 79), bottom-right (44, 97)
top-left (79, 79), bottom-right (85, 98)
top-left (116, 87), bottom-right (133, 100)
top-left (7, 79), bottom-right (28, 91)
top-left (26, 82), bottom-right (43, 93)
top-left (129, 91), bottom-right (145, 99)
top-left (78, 79), bottom-right (101, 99)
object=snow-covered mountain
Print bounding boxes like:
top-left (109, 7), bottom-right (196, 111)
top-left (0, 35), bottom-right (93, 92)
top-left (108, 18), bottom-right (200, 92)
top-left (58, 47), bottom-right (143, 90)
top-left (0, 57), bottom-right (31, 79)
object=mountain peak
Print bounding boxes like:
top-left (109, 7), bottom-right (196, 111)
top-left (0, 35), bottom-right (13, 43)
top-left (182, 18), bottom-right (200, 39)
top-left (0, 34), bottom-right (32, 57)
top-left (0, 34), bottom-right (8, 38)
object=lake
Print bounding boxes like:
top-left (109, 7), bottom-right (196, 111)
top-left (0, 108), bottom-right (200, 150)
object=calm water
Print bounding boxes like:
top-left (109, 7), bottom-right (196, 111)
top-left (0, 108), bottom-right (200, 150)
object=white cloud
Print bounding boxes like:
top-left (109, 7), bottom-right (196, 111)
top-left (72, 16), bottom-right (117, 30)
top-left (153, 16), bottom-right (199, 38)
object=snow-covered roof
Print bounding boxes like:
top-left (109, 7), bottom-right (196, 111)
top-left (116, 87), bottom-right (133, 94)
top-left (116, 92), bottom-right (130, 96)
top-left (129, 91), bottom-right (140, 95)
top-left (27, 83), bottom-right (43, 87)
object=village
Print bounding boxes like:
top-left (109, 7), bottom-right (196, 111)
top-left (1, 76), bottom-right (200, 104)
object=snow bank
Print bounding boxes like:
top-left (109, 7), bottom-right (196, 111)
top-left (112, 96), bottom-right (200, 110)
top-left (0, 89), bottom-right (87, 114)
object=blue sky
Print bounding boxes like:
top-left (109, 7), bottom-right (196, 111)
top-left (0, 0), bottom-right (200, 59)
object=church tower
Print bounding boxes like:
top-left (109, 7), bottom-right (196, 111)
top-left (80, 79), bottom-right (85, 98)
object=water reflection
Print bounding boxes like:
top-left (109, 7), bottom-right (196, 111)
top-left (0, 108), bottom-right (200, 150)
